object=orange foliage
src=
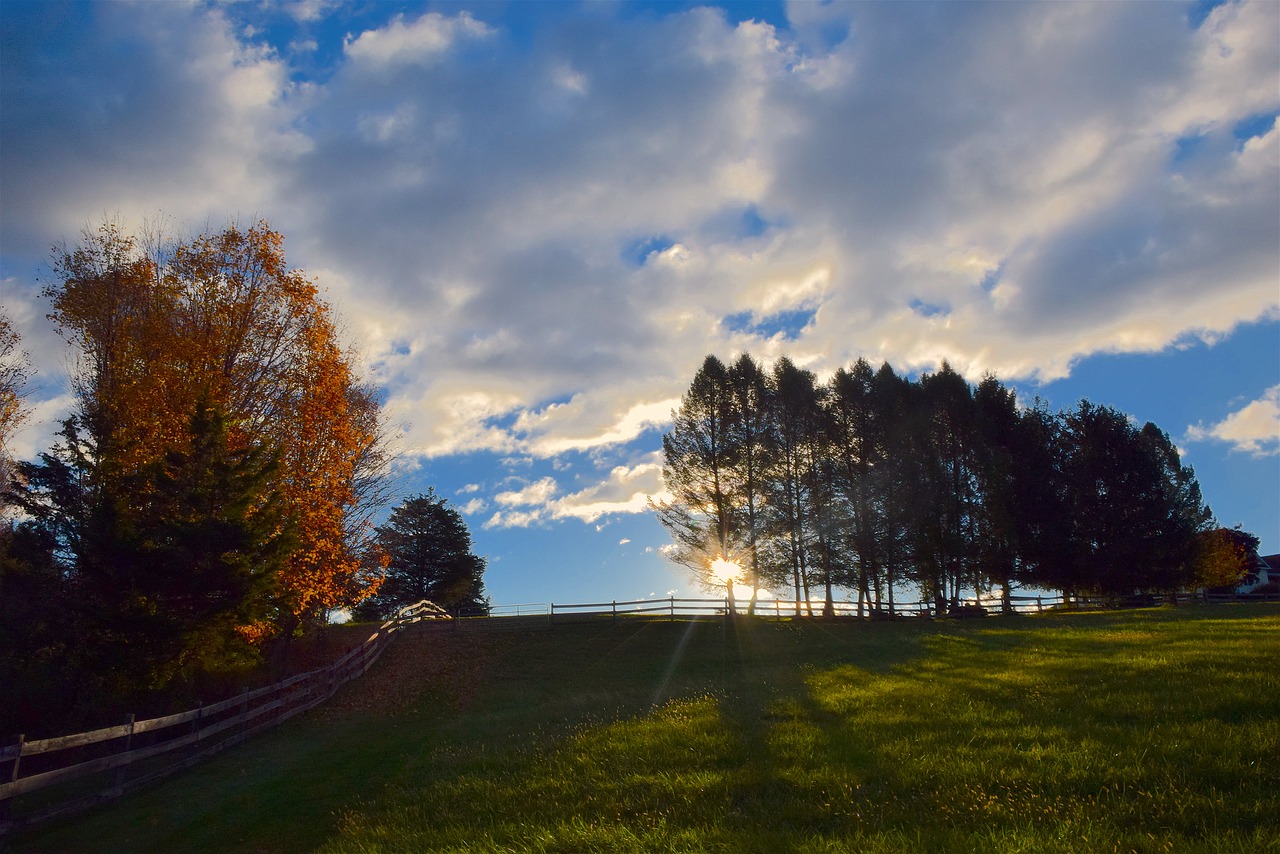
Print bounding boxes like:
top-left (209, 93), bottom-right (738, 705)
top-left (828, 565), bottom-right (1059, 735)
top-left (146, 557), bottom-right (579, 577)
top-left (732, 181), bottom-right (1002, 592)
top-left (46, 219), bottom-right (387, 634)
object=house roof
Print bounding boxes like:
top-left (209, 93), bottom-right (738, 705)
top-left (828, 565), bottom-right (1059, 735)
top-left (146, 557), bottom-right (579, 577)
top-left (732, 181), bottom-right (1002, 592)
top-left (1262, 554), bottom-right (1280, 574)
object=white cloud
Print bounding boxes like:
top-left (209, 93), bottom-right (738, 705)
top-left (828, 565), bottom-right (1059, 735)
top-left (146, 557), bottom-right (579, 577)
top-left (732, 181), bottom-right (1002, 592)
top-left (459, 498), bottom-right (488, 516)
top-left (494, 476), bottom-right (559, 508)
top-left (482, 508), bottom-right (542, 530)
top-left (286, 0), bottom-right (336, 24)
top-left (480, 457), bottom-right (669, 529)
top-left (618, 538), bottom-right (631, 545)
top-left (1186, 386), bottom-right (1280, 456)
top-left (552, 460), bottom-right (669, 524)
top-left (2, 0), bottom-right (1277, 481)
top-left (343, 11), bottom-right (492, 70)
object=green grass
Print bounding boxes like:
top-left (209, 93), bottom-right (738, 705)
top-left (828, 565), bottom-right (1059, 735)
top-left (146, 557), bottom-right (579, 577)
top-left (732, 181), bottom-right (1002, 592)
top-left (10, 605), bottom-right (1279, 853)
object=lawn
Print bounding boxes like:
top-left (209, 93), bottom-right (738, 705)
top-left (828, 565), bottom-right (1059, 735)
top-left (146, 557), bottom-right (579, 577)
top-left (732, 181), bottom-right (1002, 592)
top-left (9, 605), bottom-right (1279, 853)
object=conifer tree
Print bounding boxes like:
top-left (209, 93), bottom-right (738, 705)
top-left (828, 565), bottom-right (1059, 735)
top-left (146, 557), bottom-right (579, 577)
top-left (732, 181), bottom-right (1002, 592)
top-left (355, 490), bottom-right (488, 621)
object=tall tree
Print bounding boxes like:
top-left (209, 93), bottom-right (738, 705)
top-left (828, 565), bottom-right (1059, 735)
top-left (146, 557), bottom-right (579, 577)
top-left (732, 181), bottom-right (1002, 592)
top-left (726, 354), bottom-right (771, 610)
top-left (1007, 399), bottom-right (1075, 594)
top-left (42, 219), bottom-right (389, 644)
top-left (0, 309), bottom-right (33, 495)
top-left (869, 362), bottom-right (918, 616)
top-left (972, 375), bottom-right (1021, 611)
top-left (917, 363), bottom-right (980, 612)
top-left (826, 359), bottom-right (883, 614)
top-left (655, 355), bottom-right (742, 597)
top-left (1062, 402), bottom-right (1211, 596)
top-left (763, 358), bottom-right (822, 615)
top-left (356, 490), bottom-right (487, 621)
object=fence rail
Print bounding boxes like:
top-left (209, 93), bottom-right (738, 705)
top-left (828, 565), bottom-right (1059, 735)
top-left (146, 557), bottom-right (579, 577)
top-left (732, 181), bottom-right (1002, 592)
top-left (461, 590), bottom-right (1278, 624)
top-left (0, 598), bottom-right (451, 836)
top-left (540, 593), bottom-right (1059, 621)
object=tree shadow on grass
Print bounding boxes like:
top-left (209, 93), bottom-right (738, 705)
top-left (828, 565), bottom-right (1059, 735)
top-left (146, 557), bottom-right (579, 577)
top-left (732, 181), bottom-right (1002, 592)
top-left (333, 610), bottom-right (1279, 852)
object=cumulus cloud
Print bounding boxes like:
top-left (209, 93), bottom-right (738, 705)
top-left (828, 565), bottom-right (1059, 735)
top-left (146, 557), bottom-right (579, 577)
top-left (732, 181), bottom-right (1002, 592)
top-left (458, 498), bottom-right (488, 516)
top-left (0, 3), bottom-right (306, 256)
top-left (1186, 386), bottom-right (1280, 456)
top-left (481, 457), bottom-right (668, 529)
top-left (2, 1), bottom-right (1277, 525)
top-left (342, 11), bottom-right (492, 70)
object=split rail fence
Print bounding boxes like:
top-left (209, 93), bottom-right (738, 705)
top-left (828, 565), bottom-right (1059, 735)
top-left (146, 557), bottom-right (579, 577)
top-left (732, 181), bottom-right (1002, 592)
top-left (457, 589), bottom-right (1278, 624)
top-left (460, 593), bottom-right (1069, 622)
top-left (0, 599), bottom-right (451, 836)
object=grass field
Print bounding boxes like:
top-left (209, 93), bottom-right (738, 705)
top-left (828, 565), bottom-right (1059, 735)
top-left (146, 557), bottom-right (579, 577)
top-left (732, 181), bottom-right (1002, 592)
top-left (9, 605), bottom-right (1279, 853)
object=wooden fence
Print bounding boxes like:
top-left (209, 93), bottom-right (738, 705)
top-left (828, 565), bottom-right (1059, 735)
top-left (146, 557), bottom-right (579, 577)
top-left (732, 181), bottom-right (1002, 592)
top-left (0, 599), bottom-right (451, 836)
top-left (453, 593), bottom-right (1072, 623)
top-left (545, 594), bottom-right (1075, 622)
top-left (458, 590), bottom-right (1278, 625)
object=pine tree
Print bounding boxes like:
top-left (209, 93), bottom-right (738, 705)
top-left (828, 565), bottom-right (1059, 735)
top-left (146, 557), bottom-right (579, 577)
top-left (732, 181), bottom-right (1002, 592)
top-left (355, 490), bottom-right (487, 621)
top-left (654, 355), bottom-right (742, 593)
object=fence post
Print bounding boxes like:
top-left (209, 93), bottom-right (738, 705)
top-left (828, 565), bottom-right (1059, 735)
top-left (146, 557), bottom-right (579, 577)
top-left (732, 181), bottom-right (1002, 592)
top-left (192, 701), bottom-right (204, 746)
top-left (7, 733), bottom-right (23, 785)
top-left (113, 714), bottom-right (136, 791)
top-left (549, 603), bottom-right (555, 626)
top-left (612, 600), bottom-right (617, 621)
top-left (669, 596), bottom-right (674, 621)
top-left (1037, 596), bottom-right (1043, 613)
top-left (0, 734), bottom-right (17, 823)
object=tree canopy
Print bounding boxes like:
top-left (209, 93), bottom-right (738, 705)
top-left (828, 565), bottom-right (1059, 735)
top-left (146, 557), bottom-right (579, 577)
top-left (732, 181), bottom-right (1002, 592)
top-left (2, 219), bottom-right (392, 722)
top-left (658, 352), bottom-right (1218, 613)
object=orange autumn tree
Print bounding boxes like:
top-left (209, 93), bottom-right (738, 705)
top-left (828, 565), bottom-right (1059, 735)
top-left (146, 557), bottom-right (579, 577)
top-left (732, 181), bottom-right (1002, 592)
top-left (45, 219), bottom-right (388, 646)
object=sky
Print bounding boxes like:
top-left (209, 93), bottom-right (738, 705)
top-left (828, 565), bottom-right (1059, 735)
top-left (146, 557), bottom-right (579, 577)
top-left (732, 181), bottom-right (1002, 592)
top-left (1, 0), bottom-right (1277, 609)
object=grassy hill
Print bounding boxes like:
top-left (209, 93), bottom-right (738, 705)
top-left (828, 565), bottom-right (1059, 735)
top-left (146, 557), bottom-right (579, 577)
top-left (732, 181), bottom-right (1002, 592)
top-left (10, 605), bottom-right (1279, 853)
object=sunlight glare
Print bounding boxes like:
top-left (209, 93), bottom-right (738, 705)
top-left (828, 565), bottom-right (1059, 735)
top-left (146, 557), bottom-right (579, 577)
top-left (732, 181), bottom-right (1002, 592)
top-left (710, 556), bottom-right (740, 584)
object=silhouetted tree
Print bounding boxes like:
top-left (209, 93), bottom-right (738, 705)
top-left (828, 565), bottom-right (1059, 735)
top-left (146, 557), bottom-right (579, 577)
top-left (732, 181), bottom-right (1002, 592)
top-left (1062, 403), bottom-right (1211, 596)
top-left (655, 355), bottom-right (742, 595)
top-left (354, 490), bottom-right (487, 621)
top-left (763, 358), bottom-right (822, 615)
top-left (726, 354), bottom-right (772, 610)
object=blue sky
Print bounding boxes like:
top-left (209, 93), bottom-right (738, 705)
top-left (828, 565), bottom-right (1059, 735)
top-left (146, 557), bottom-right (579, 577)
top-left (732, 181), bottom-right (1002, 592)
top-left (2, 1), bottom-right (1277, 607)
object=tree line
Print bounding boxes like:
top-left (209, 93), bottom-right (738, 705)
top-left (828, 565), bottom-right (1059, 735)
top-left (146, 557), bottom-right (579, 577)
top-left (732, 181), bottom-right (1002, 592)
top-left (0, 220), bottom-right (485, 734)
top-left (656, 353), bottom-right (1250, 616)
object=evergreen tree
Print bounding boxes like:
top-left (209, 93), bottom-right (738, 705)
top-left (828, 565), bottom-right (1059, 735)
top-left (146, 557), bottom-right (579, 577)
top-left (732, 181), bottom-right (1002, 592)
top-left (763, 358), bottom-right (823, 615)
top-left (827, 359), bottom-right (884, 614)
top-left (655, 355), bottom-right (742, 594)
top-left (7, 400), bottom-right (291, 702)
top-left (1062, 403), bottom-right (1211, 596)
top-left (1008, 400), bottom-right (1075, 594)
top-left (726, 354), bottom-right (772, 610)
top-left (917, 363), bottom-right (981, 612)
top-left (355, 490), bottom-right (488, 621)
top-left (972, 375), bottom-right (1021, 610)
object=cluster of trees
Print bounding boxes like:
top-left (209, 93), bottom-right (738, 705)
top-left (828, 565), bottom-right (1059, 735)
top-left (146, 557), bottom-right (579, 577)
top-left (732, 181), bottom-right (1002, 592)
top-left (0, 220), bottom-right (400, 727)
top-left (657, 354), bottom-right (1229, 616)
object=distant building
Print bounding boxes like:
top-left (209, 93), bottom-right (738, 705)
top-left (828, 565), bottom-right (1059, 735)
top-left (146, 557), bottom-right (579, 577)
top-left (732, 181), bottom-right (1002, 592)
top-left (1238, 553), bottom-right (1279, 594)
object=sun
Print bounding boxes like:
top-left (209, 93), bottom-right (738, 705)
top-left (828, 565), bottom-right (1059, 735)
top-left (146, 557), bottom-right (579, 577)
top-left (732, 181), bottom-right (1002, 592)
top-left (709, 556), bottom-right (740, 585)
